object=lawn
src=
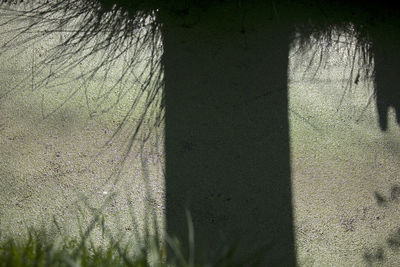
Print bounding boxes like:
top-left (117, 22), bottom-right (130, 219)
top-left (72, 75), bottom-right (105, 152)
top-left (2, 5), bottom-right (400, 266)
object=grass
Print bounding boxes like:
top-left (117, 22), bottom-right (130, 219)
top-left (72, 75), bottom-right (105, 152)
top-left (0, 209), bottom-right (245, 267)
top-left (0, 216), bottom-right (164, 267)
top-left (0, 233), bottom-right (133, 267)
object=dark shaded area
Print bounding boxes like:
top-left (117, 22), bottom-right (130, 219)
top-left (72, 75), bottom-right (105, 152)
top-left (371, 27), bottom-right (400, 130)
top-left (159, 3), bottom-right (294, 265)
top-left (364, 247), bottom-right (384, 266)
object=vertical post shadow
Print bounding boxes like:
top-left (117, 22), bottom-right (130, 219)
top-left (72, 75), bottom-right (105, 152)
top-left (372, 24), bottom-right (400, 131)
top-left (160, 3), bottom-right (296, 265)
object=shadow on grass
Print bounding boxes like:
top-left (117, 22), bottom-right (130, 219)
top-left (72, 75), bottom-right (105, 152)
top-left (363, 184), bottom-right (400, 266)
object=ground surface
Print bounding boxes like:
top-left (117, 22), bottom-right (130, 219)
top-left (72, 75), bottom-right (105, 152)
top-left (0, 9), bottom-right (165, 250)
top-left (290, 52), bottom-right (400, 265)
top-left (1, 7), bottom-right (400, 266)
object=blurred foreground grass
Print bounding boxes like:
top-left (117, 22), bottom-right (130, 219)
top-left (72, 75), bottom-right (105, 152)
top-left (0, 212), bottom-right (245, 267)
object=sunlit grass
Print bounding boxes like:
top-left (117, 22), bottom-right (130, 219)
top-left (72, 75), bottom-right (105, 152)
top-left (0, 209), bottom-right (245, 267)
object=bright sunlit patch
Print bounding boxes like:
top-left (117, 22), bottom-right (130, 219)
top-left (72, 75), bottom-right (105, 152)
top-left (289, 28), bottom-right (400, 266)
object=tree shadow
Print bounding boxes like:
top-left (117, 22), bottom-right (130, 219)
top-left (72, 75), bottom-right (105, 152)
top-left (1, 0), bottom-right (400, 265)
top-left (159, 3), bottom-right (295, 265)
top-left (363, 184), bottom-right (400, 266)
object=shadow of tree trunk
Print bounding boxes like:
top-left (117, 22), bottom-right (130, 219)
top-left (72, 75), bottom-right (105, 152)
top-left (159, 3), bottom-right (295, 265)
